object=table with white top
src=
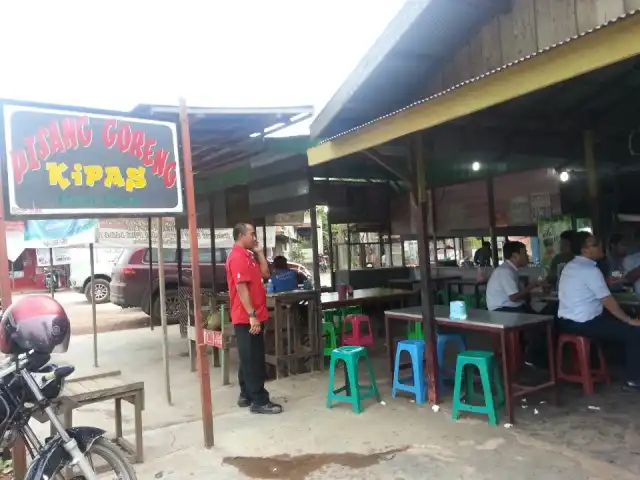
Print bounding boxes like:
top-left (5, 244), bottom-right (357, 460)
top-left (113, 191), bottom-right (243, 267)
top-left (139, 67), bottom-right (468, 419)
top-left (384, 305), bottom-right (556, 423)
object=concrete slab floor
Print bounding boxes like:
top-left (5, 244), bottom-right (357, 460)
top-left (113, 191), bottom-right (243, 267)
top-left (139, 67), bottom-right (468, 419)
top-left (36, 326), bottom-right (639, 479)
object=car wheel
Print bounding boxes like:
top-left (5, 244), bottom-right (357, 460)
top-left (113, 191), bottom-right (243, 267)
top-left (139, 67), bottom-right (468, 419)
top-left (152, 290), bottom-right (183, 324)
top-left (85, 279), bottom-right (110, 304)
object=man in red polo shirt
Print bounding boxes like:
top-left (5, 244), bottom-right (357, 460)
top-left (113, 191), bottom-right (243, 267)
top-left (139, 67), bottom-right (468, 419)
top-left (226, 223), bottom-right (283, 414)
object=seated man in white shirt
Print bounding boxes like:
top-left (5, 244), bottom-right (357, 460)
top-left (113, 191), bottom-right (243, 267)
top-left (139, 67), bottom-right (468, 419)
top-left (486, 241), bottom-right (540, 313)
top-left (558, 231), bottom-right (640, 391)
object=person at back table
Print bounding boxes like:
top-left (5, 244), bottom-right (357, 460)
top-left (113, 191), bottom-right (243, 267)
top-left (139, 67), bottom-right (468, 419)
top-left (271, 255), bottom-right (298, 293)
top-left (474, 241), bottom-right (492, 267)
top-left (546, 230), bottom-right (575, 287)
top-left (486, 241), bottom-right (542, 313)
top-left (558, 231), bottom-right (640, 392)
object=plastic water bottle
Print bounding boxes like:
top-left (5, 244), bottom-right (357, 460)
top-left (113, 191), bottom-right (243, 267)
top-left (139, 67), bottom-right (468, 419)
top-left (266, 279), bottom-right (274, 294)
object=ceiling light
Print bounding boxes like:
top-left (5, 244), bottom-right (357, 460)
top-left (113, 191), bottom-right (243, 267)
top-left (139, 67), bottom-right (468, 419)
top-left (471, 161), bottom-right (481, 171)
top-left (559, 171), bottom-right (570, 182)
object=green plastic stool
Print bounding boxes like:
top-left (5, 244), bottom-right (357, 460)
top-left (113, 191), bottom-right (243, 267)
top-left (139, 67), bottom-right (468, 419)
top-left (451, 350), bottom-right (505, 426)
top-left (436, 290), bottom-right (449, 305)
top-left (407, 321), bottom-right (423, 340)
top-left (326, 346), bottom-right (380, 413)
top-left (322, 322), bottom-right (338, 356)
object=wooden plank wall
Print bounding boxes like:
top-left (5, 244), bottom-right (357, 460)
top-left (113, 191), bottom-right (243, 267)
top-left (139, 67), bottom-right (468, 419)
top-left (424, 0), bottom-right (640, 97)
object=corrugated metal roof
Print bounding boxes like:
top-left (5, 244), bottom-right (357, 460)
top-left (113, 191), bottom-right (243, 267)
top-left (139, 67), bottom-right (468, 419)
top-left (318, 9), bottom-right (640, 146)
top-left (311, 0), bottom-right (508, 139)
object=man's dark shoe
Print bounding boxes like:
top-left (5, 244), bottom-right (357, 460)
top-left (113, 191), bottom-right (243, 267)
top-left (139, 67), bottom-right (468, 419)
top-left (237, 396), bottom-right (251, 408)
top-left (622, 380), bottom-right (640, 392)
top-left (250, 401), bottom-right (283, 414)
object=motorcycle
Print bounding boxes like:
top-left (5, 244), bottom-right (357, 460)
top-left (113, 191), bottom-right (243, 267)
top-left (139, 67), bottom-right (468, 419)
top-left (44, 269), bottom-right (59, 292)
top-left (0, 351), bottom-right (137, 479)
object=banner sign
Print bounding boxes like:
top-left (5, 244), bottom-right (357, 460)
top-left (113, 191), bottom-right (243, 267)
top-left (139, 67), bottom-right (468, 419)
top-left (2, 104), bottom-right (182, 216)
top-left (36, 248), bottom-right (72, 266)
top-left (24, 219), bottom-right (98, 248)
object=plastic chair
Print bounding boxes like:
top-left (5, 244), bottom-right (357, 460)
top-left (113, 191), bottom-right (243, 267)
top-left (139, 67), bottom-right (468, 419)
top-left (451, 350), bottom-right (504, 426)
top-left (342, 314), bottom-right (374, 347)
top-left (322, 322), bottom-right (338, 357)
top-left (392, 340), bottom-right (427, 404)
top-left (556, 334), bottom-right (610, 395)
top-left (404, 325), bottom-right (466, 386)
top-left (326, 346), bottom-right (380, 413)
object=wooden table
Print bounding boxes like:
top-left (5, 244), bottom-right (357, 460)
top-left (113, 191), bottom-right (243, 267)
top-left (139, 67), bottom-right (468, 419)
top-left (321, 288), bottom-right (418, 309)
top-left (384, 305), bottom-right (556, 424)
top-left (212, 290), bottom-right (322, 379)
top-left (39, 371), bottom-right (145, 463)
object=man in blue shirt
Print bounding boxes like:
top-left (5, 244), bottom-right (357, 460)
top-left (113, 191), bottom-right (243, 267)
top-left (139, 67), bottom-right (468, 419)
top-left (270, 256), bottom-right (298, 293)
top-left (558, 231), bottom-right (640, 391)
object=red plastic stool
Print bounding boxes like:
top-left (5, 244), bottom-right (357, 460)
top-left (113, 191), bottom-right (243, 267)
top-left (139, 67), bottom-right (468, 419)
top-left (342, 314), bottom-right (374, 347)
top-left (556, 334), bottom-right (610, 395)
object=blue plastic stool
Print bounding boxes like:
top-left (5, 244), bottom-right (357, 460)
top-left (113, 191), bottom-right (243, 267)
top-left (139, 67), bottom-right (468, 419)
top-left (437, 334), bottom-right (467, 385)
top-left (392, 340), bottom-right (427, 404)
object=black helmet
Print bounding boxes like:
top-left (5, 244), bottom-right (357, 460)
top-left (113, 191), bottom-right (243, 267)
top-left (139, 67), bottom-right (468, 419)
top-left (0, 295), bottom-right (71, 355)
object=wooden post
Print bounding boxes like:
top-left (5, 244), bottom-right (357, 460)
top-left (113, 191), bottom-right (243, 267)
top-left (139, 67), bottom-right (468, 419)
top-left (89, 244), bottom-right (98, 368)
top-left (487, 177), bottom-right (499, 266)
top-left (208, 194), bottom-right (221, 371)
top-left (584, 130), bottom-right (600, 236)
top-left (429, 189), bottom-right (438, 265)
top-left (48, 247), bottom-right (55, 298)
top-left (179, 97), bottom-right (214, 447)
top-left (157, 218), bottom-right (172, 405)
top-left (410, 133), bottom-right (440, 404)
top-left (148, 218), bottom-right (154, 331)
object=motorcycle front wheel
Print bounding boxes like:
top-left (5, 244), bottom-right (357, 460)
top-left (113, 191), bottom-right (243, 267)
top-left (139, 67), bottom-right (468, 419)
top-left (54, 437), bottom-right (137, 479)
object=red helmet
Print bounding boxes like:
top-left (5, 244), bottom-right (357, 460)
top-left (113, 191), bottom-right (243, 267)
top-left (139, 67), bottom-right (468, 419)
top-left (0, 295), bottom-right (71, 355)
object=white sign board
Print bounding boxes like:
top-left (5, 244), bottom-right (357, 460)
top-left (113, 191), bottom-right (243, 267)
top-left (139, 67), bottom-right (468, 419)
top-left (36, 247), bottom-right (72, 266)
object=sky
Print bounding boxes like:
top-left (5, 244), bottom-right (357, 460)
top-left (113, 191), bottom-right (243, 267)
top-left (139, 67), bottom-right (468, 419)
top-left (0, 1), bottom-right (404, 134)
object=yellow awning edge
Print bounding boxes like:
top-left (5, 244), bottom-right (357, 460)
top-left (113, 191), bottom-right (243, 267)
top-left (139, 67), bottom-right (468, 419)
top-left (307, 12), bottom-right (640, 166)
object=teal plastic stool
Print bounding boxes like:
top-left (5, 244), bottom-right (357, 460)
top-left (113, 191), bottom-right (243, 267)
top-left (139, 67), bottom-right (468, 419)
top-left (322, 322), bottom-right (338, 356)
top-left (326, 346), bottom-right (380, 413)
top-left (451, 350), bottom-right (505, 426)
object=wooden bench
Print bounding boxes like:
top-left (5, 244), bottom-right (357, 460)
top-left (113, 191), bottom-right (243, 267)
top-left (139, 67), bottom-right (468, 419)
top-left (39, 371), bottom-right (145, 463)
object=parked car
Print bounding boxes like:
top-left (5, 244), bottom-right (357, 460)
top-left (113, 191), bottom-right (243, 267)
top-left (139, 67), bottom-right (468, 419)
top-left (110, 247), bottom-right (313, 322)
top-left (70, 259), bottom-right (118, 304)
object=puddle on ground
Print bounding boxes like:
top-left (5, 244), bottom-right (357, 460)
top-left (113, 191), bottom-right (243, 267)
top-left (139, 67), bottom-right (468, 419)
top-left (223, 446), bottom-right (407, 479)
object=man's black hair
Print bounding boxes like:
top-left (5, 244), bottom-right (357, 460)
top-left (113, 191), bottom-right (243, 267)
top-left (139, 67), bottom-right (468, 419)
top-left (559, 230), bottom-right (575, 243)
top-left (232, 223), bottom-right (249, 241)
top-left (482, 241), bottom-right (491, 248)
top-left (503, 241), bottom-right (526, 260)
top-left (273, 255), bottom-right (288, 270)
top-left (571, 231), bottom-right (593, 256)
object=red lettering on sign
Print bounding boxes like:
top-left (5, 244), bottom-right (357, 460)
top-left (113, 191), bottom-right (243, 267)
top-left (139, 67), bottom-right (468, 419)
top-left (77, 116), bottom-right (92, 147)
top-left (61, 118), bottom-right (79, 150)
top-left (163, 161), bottom-right (177, 188)
top-left (11, 151), bottom-right (28, 184)
top-left (24, 136), bottom-right (39, 171)
top-left (103, 119), bottom-right (117, 148)
top-left (152, 149), bottom-right (168, 177)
